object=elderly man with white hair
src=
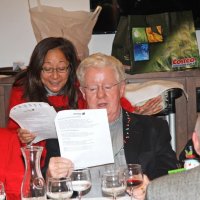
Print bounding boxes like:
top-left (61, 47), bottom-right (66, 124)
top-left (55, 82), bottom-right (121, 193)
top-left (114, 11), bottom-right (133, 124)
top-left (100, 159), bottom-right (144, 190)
top-left (47, 53), bottom-right (178, 198)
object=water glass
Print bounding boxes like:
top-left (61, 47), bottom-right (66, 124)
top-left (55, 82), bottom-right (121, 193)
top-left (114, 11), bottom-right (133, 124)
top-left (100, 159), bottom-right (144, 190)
top-left (70, 168), bottom-right (91, 200)
top-left (46, 177), bottom-right (73, 200)
top-left (101, 169), bottom-right (126, 200)
top-left (0, 182), bottom-right (6, 200)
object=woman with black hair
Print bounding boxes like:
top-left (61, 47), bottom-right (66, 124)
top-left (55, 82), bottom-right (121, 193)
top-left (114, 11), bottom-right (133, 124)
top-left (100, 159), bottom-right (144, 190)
top-left (7, 37), bottom-right (86, 176)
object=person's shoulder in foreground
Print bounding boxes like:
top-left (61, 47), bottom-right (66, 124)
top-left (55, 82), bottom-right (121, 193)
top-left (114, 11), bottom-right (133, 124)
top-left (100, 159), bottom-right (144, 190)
top-left (145, 124), bottom-right (200, 200)
top-left (145, 165), bottom-right (200, 200)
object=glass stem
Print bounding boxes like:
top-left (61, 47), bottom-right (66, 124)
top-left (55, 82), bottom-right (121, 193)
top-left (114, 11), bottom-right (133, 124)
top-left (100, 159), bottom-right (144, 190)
top-left (130, 188), bottom-right (133, 200)
top-left (78, 191), bottom-right (82, 200)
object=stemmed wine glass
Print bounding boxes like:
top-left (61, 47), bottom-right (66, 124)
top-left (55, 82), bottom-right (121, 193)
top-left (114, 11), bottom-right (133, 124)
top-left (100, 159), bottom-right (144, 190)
top-left (46, 177), bottom-right (73, 200)
top-left (101, 169), bottom-right (126, 200)
top-left (0, 181), bottom-right (6, 200)
top-left (70, 168), bottom-right (91, 200)
top-left (125, 164), bottom-right (143, 200)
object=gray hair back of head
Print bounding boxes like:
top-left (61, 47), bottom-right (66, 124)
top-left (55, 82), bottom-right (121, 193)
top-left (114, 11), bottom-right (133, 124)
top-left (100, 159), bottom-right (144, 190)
top-left (76, 52), bottom-right (126, 85)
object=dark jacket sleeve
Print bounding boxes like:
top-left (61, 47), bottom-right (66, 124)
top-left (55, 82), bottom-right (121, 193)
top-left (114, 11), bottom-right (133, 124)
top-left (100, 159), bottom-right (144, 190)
top-left (124, 111), bottom-right (179, 180)
top-left (150, 117), bottom-right (179, 179)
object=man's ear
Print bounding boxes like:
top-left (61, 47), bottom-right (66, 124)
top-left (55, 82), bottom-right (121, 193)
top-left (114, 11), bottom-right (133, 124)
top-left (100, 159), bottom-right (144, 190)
top-left (79, 87), bottom-right (86, 100)
top-left (192, 131), bottom-right (200, 155)
top-left (120, 80), bottom-right (126, 97)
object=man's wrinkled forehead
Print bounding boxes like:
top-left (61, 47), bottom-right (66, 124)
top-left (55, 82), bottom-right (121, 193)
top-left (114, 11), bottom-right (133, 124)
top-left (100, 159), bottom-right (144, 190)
top-left (85, 65), bottom-right (118, 78)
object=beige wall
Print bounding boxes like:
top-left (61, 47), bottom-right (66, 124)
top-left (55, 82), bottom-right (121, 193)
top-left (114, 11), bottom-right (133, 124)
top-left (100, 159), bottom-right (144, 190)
top-left (0, 0), bottom-right (199, 68)
top-left (0, 0), bottom-right (85, 67)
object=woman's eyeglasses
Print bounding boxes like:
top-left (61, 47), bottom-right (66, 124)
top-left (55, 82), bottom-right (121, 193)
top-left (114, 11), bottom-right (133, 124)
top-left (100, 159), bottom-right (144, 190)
top-left (42, 66), bottom-right (69, 74)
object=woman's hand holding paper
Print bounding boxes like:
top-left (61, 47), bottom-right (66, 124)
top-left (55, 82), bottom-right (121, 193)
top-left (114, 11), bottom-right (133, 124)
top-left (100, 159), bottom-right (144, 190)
top-left (17, 128), bottom-right (36, 144)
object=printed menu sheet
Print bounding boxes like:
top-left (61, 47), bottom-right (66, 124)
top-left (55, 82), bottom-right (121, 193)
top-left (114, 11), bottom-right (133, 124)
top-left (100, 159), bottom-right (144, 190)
top-left (9, 102), bottom-right (57, 143)
top-left (55, 109), bottom-right (114, 169)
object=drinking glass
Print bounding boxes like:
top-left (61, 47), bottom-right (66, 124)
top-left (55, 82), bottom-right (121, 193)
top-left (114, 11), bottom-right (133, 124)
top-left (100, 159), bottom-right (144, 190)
top-left (70, 168), bottom-right (91, 200)
top-left (125, 164), bottom-right (143, 200)
top-left (46, 177), bottom-right (73, 200)
top-left (0, 181), bottom-right (6, 200)
top-left (101, 169), bottom-right (126, 200)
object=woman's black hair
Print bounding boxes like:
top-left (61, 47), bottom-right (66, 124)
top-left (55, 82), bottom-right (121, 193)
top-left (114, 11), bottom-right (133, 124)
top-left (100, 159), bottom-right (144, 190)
top-left (14, 37), bottom-right (80, 109)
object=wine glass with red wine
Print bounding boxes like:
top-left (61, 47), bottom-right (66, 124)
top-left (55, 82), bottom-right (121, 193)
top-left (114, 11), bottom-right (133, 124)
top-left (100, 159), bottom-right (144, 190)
top-left (125, 164), bottom-right (143, 200)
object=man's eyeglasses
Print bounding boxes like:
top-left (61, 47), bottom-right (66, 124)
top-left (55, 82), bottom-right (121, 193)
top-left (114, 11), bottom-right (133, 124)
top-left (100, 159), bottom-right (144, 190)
top-left (82, 82), bottom-right (122, 94)
top-left (42, 66), bottom-right (69, 74)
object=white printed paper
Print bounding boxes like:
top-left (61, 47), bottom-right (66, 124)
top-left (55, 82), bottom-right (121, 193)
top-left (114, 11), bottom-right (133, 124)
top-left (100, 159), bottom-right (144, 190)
top-left (55, 109), bottom-right (114, 169)
top-left (9, 102), bottom-right (57, 143)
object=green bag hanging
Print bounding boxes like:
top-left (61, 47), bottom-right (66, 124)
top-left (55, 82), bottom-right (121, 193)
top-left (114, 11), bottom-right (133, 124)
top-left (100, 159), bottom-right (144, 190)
top-left (112, 10), bottom-right (200, 75)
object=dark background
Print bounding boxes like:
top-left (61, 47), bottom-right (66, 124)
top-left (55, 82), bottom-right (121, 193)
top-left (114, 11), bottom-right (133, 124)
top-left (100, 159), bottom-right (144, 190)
top-left (90, 0), bottom-right (200, 34)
